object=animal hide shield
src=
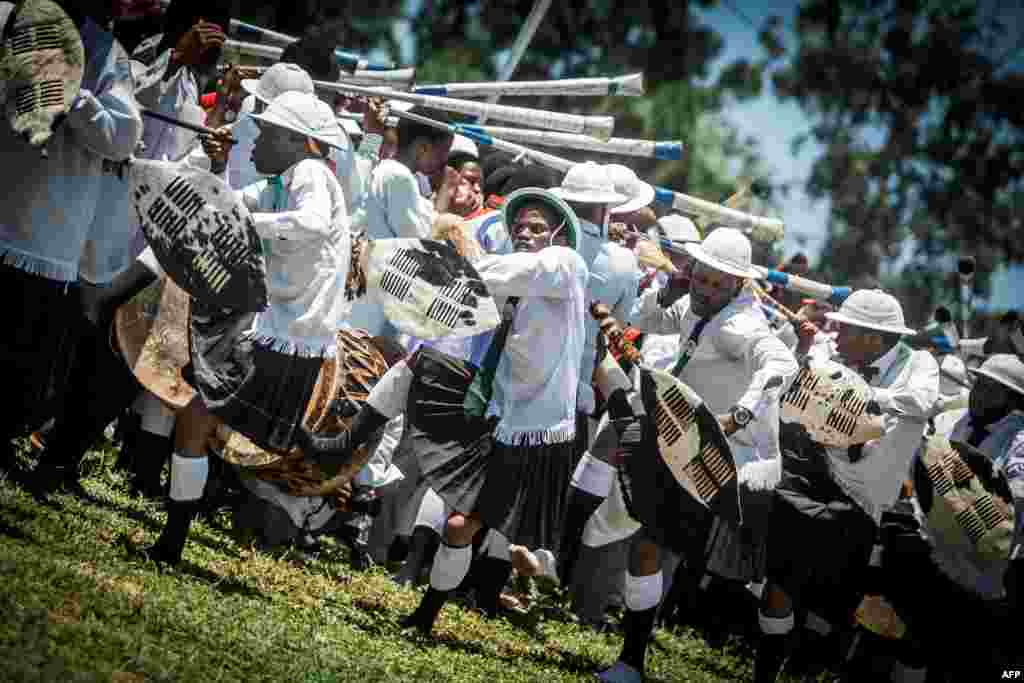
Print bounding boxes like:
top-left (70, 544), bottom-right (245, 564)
top-left (128, 159), bottom-right (268, 312)
top-left (216, 329), bottom-right (396, 506)
top-left (780, 359), bottom-right (885, 448)
top-left (362, 238), bottom-right (500, 340)
top-left (914, 435), bottom-right (1015, 570)
top-left (638, 369), bottom-right (742, 524)
top-left (0, 0), bottom-right (84, 151)
top-left (113, 276), bottom-right (194, 410)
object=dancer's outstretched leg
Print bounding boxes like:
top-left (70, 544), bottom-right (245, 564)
top-left (402, 512), bottom-right (482, 635)
top-left (141, 396), bottom-right (218, 566)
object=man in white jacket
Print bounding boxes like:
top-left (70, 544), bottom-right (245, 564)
top-left (755, 289), bottom-right (939, 683)
top-left (595, 227), bottom-right (798, 683)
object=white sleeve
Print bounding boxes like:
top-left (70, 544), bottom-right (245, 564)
top-left (381, 165), bottom-right (433, 238)
top-left (1002, 431), bottom-right (1024, 560)
top-left (137, 246), bottom-right (165, 278)
top-left (247, 162), bottom-right (334, 242)
top-left (872, 351), bottom-right (940, 420)
top-left (66, 51), bottom-right (142, 161)
top-left (629, 284), bottom-right (687, 335)
top-left (716, 314), bottom-right (799, 418)
top-left (475, 246), bottom-right (586, 299)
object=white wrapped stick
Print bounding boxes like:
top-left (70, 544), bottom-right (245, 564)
top-left (412, 73), bottom-right (644, 98)
top-left (218, 61), bottom-right (415, 89)
top-left (312, 79), bottom-right (615, 141)
top-left (457, 124), bottom-right (682, 160)
top-left (390, 109), bottom-right (575, 172)
top-left (222, 38), bottom-right (396, 74)
top-left (653, 186), bottom-right (785, 243)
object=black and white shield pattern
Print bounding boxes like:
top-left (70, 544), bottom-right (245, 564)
top-left (0, 0), bottom-right (85, 150)
top-left (129, 159), bottom-right (268, 313)
top-left (364, 238), bottom-right (500, 340)
top-left (639, 369), bottom-right (741, 523)
top-left (780, 359), bottom-right (885, 448)
top-left (914, 435), bottom-right (1015, 569)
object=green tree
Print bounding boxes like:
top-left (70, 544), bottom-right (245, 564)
top-left (764, 0), bottom-right (1024, 322)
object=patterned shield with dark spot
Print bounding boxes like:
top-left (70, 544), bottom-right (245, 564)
top-left (128, 159), bottom-right (268, 312)
top-left (638, 369), bottom-right (742, 524)
top-left (363, 238), bottom-right (500, 340)
top-left (914, 435), bottom-right (1015, 569)
top-left (0, 0), bottom-right (84, 151)
top-left (780, 359), bottom-right (885, 448)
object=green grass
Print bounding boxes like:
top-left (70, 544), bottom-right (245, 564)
top-left (0, 442), bottom-right (831, 682)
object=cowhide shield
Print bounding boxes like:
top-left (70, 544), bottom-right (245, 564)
top-left (363, 238), bottom-right (500, 340)
top-left (780, 358), bottom-right (885, 448)
top-left (128, 159), bottom-right (268, 313)
top-left (113, 276), bottom-right (194, 410)
top-left (638, 369), bottom-right (741, 523)
top-left (914, 435), bottom-right (1015, 569)
top-left (215, 329), bottom-right (394, 506)
top-left (0, 0), bottom-right (84, 151)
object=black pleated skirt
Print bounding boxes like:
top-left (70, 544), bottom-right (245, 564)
top-left (406, 346), bottom-right (576, 550)
top-left (765, 424), bottom-right (877, 621)
top-left (184, 300), bottom-right (324, 453)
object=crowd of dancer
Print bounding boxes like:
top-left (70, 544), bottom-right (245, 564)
top-left (2, 2), bottom-right (1023, 682)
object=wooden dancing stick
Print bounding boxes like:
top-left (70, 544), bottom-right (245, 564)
top-left (312, 79), bottom-right (616, 140)
top-left (141, 109), bottom-right (239, 144)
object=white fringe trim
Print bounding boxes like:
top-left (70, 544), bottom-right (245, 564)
top-left (240, 331), bottom-right (335, 359)
top-left (0, 245), bottom-right (77, 283)
top-left (493, 418), bottom-right (576, 447)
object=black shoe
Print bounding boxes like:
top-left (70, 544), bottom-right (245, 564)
top-left (400, 587), bottom-right (449, 635)
top-left (138, 499), bottom-right (198, 567)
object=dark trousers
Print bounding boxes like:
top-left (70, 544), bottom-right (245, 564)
top-left (0, 264), bottom-right (80, 443)
top-left (43, 297), bottom-right (143, 467)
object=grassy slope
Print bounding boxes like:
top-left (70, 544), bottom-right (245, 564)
top-left (0, 444), bottom-right (813, 683)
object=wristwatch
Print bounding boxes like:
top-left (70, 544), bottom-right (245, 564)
top-left (730, 406), bottom-right (754, 429)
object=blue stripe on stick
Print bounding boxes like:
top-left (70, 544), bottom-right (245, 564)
top-left (654, 186), bottom-right (675, 205)
top-left (654, 142), bottom-right (684, 160)
top-left (413, 86), bottom-right (448, 96)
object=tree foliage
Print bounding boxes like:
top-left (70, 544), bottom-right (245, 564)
top-left (765, 0), bottom-right (1024, 319)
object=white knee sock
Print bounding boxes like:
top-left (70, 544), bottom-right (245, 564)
top-left (366, 360), bottom-right (414, 419)
top-left (483, 530), bottom-right (511, 561)
top-left (572, 452), bottom-right (616, 497)
top-left (429, 541), bottom-right (472, 592)
top-left (624, 571), bottom-right (663, 612)
top-left (414, 488), bottom-right (448, 534)
top-left (168, 452), bottom-right (208, 503)
top-left (758, 610), bottom-right (795, 636)
top-left (137, 392), bottom-right (175, 437)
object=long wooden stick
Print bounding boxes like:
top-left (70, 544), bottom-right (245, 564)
top-left (141, 109), bottom-right (239, 144)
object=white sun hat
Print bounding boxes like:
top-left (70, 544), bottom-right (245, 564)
top-left (825, 289), bottom-right (916, 336)
top-left (242, 63), bottom-right (315, 106)
top-left (651, 214), bottom-right (701, 254)
top-left (683, 227), bottom-right (759, 279)
top-left (939, 354), bottom-right (970, 395)
top-left (606, 163), bottom-right (655, 215)
top-left (968, 353), bottom-right (1024, 398)
top-left (449, 133), bottom-right (479, 160)
top-left (250, 91), bottom-right (350, 151)
top-left (549, 161), bottom-right (629, 205)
